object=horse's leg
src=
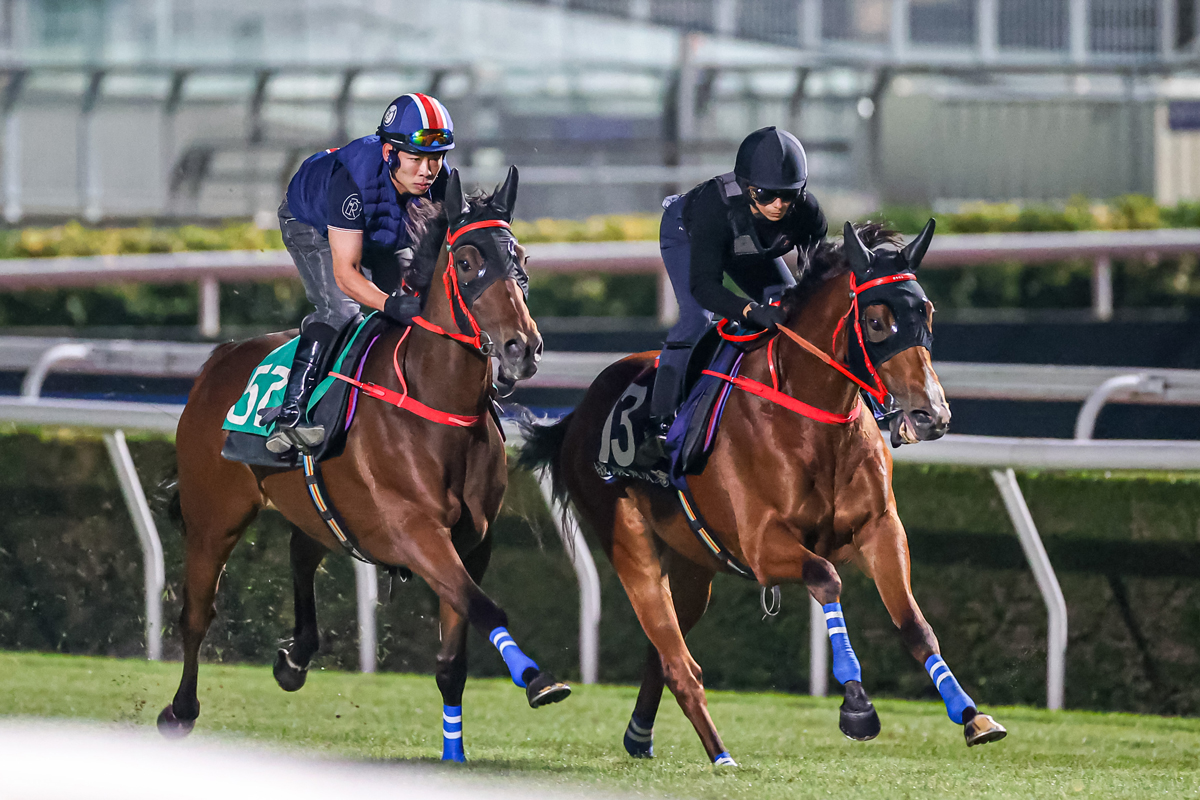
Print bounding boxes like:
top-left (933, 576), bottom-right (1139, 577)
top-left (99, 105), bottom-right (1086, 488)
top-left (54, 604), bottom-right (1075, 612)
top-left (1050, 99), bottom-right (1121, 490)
top-left (157, 487), bottom-right (259, 737)
top-left (434, 536), bottom-right (492, 762)
top-left (609, 498), bottom-right (732, 765)
top-left (856, 513), bottom-right (1007, 746)
top-left (273, 528), bottom-right (327, 692)
top-left (748, 532), bottom-right (880, 740)
top-left (624, 551), bottom-right (714, 760)
top-left (395, 522), bottom-right (570, 708)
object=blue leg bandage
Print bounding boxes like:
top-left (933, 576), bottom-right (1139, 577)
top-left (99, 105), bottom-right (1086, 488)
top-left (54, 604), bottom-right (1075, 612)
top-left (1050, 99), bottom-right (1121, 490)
top-left (823, 602), bottom-right (863, 685)
top-left (489, 627), bottom-right (539, 688)
top-left (925, 654), bottom-right (975, 724)
top-left (441, 705), bottom-right (465, 762)
top-left (623, 713), bottom-right (654, 758)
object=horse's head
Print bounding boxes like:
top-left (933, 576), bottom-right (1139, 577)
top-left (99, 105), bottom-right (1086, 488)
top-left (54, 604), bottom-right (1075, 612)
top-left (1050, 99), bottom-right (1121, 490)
top-left (843, 219), bottom-right (949, 444)
top-left (443, 166), bottom-right (542, 393)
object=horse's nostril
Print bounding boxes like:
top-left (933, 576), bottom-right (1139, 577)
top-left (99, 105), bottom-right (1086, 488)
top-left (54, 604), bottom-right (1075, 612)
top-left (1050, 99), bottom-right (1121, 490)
top-left (505, 339), bottom-right (523, 358)
top-left (910, 410), bottom-right (934, 427)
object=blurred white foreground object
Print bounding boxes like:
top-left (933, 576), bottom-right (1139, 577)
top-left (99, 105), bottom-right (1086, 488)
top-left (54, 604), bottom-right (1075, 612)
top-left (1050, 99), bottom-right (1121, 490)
top-left (0, 721), bottom-right (611, 800)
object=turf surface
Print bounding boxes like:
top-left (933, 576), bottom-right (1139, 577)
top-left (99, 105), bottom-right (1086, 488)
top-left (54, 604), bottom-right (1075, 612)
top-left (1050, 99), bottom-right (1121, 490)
top-left (1, 652), bottom-right (1196, 799)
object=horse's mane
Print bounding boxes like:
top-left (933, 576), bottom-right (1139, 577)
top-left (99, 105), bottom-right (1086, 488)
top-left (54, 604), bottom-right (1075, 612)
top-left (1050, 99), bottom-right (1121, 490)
top-left (782, 221), bottom-right (903, 314)
top-left (402, 189), bottom-right (500, 293)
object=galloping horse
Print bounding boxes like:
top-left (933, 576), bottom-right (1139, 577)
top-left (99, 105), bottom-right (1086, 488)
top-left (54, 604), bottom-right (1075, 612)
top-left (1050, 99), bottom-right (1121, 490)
top-left (520, 221), bottom-right (1006, 766)
top-left (159, 168), bottom-right (571, 758)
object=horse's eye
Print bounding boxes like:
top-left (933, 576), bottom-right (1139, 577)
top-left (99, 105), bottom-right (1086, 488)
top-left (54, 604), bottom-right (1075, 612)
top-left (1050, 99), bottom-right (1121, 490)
top-left (457, 259), bottom-right (469, 271)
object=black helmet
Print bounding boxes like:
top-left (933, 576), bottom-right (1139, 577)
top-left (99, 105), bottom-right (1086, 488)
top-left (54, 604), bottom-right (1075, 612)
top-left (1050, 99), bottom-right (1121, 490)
top-left (734, 126), bottom-right (808, 191)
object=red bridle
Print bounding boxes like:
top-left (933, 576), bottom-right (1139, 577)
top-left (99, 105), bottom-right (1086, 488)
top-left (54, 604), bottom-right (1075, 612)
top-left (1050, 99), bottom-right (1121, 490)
top-left (706, 271), bottom-right (917, 425)
top-left (327, 219), bottom-right (517, 430)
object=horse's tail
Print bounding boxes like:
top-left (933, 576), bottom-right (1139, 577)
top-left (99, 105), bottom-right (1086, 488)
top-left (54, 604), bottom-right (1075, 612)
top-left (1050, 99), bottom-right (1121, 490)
top-left (516, 412), bottom-right (574, 510)
top-left (157, 468), bottom-right (184, 536)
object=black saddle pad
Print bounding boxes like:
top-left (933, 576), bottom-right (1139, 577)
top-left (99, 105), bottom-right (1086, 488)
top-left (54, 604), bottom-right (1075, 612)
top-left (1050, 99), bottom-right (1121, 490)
top-left (221, 314), bottom-right (391, 469)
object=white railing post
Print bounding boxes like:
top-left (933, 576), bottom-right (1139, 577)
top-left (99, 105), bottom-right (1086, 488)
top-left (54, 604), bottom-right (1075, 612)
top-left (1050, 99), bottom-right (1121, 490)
top-left (102, 430), bottom-right (165, 661)
top-left (199, 276), bottom-right (220, 338)
top-left (990, 468), bottom-right (1067, 710)
top-left (800, 0), bottom-right (822, 49)
top-left (1074, 374), bottom-right (1165, 440)
top-left (354, 560), bottom-right (377, 674)
top-left (657, 269), bottom-right (679, 328)
top-left (977, 0), bottom-right (999, 61)
top-left (891, 0), bottom-right (911, 58)
top-left (1092, 255), bottom-right (1113, 321)
top-left (536, 472), bottom-right (601, 684)
top-left (1069, 0), bottom-right (1089, 63)
top-left (809, 595), bottom-right (828, 696)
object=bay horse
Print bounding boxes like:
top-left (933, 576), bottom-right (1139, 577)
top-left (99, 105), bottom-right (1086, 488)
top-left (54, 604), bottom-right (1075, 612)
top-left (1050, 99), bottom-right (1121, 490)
top-left (158, 167), bottom-right (571, 759)
top-left (520, 221), bottom-right (1006, 766)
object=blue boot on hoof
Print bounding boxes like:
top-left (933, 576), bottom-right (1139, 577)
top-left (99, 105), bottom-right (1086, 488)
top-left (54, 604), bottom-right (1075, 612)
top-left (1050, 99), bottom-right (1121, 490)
top-left (623, 714), bottom-right (654, 758)
top-left (441, 705), bottom-right (465, 762)
top-left (712, 751), bottom-right (738, 768)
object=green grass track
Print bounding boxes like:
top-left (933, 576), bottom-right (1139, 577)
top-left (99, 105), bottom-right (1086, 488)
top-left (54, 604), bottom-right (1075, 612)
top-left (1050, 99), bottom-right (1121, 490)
top-left (1, 652), bottom-right (1196, 799)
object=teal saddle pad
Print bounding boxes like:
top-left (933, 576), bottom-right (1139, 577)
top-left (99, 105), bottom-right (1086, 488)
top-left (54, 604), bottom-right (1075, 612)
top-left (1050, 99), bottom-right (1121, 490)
top-left (220, 313), bottom-right (389, 468)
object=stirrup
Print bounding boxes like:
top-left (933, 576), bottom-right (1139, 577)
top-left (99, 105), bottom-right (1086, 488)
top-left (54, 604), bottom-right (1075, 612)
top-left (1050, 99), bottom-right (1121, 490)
top-left (265, 422), bottom-right (326, 454)
top-left (632, 419), bottom-right (671, 468)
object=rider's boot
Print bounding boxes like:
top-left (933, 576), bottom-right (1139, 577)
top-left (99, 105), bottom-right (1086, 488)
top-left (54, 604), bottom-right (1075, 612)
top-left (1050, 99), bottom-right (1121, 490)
top-left (633, 344), bottom-right (688, 469)
top-left (264, 323), bottom-right (335, 454)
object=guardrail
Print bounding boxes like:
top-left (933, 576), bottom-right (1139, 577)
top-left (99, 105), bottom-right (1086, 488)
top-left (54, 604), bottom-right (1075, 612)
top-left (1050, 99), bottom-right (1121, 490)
top-left (6, 388), bottom-right (1200, 708)
top-left (4, 228), bottom-right (1200, 333)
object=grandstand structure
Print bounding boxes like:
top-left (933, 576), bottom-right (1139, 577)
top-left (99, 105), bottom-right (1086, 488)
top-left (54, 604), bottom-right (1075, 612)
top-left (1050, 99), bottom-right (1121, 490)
top-left (0, 0), bottom-right (1196, 222)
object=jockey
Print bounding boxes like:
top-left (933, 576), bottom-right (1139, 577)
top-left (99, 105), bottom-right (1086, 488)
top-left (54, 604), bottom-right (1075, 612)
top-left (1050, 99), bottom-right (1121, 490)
top-left (641, 126), bottom-right (827, 460)
top-left (263, 93), bottom-right (455, 454)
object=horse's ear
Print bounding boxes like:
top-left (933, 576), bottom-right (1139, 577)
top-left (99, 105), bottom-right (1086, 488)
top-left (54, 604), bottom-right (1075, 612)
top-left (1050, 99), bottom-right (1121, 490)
top-left (444, 169), bottom-right (470, 226)
top-left (843, 221), bottom-right (873, 277)
top-left (901, 218), bottom-right (936, 271)
top-left (490, 165), bottom-right (519, 222)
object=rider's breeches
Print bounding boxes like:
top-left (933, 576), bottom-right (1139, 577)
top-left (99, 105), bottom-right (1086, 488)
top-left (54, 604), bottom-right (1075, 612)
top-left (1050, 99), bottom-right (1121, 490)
top-left (279, 199), bottom-right (361, 334)
top-left (652, 196), bottom-right (796, 419)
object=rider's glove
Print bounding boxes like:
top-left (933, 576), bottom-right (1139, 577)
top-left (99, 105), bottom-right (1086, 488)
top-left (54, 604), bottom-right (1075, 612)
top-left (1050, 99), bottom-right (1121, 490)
top-left (383, 293), bottom-right (422, 326)
top-left (743, 302), bottom-right (787, 331)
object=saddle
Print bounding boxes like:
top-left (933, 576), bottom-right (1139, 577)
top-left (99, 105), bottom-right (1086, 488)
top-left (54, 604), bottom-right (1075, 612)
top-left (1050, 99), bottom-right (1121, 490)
top-left (221, 313), bottom-right (391, 468)
top-left (594, 321), bottom-right (770, 488)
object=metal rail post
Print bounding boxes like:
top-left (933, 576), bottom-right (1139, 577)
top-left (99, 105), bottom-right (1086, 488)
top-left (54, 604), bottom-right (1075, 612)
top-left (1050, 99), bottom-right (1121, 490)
top-left (809, 595), bottom-right (828, 696)
top-left (20, 343), bottom-right (92, 399)
top-left (991, 468), bottom-right (1066, 710)
top-left (1092, 255), bottom-right (1113, 321)
top-left (537, 472), bottom-right (601, 684)
top-left (354, 561), bottom-right (377, 674)
top-left (199, 275), bottom-right (220, 338)
top-left (102, 430), bottom-right (165, 661)
top-left (1074, 374), bottom-right (1165, 440)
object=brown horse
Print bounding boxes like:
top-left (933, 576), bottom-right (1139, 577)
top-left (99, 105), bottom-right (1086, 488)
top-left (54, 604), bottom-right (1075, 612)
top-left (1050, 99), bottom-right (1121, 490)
top-left (520, 221), bottom-right (1006, 766)
top-left (158, 167), bottom-right (570, 759)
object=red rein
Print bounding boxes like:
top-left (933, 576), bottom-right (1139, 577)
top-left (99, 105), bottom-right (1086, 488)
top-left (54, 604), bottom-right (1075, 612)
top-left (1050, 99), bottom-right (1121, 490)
top-left (330, 220), bottom-right (516, 429)
top-left (707, 272), bottom-right (916, 425)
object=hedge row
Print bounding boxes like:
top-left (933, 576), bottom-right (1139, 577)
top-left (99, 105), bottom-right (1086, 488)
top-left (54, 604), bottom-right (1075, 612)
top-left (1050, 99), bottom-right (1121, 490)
top-left (4, 196), bottom-right (1200, 328)
top-left (2, 429), bottom-right (1198, 716)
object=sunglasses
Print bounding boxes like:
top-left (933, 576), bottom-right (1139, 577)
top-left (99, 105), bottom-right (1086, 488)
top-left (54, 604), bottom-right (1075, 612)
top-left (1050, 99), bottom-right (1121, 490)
top-left (387, 129), bottom-right (454, 149)
top-left (748, 186), bottom-right (801, 205)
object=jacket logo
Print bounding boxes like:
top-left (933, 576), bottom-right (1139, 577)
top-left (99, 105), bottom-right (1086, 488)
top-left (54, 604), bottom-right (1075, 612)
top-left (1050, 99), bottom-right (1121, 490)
top-left (342, 195), bottom-right (362, 220)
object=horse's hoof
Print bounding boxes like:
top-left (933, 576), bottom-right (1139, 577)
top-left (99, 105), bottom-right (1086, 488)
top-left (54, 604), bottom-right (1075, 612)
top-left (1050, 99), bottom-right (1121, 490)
top-left (526, 670), bottom-right (571, 708)
top-left (156, 705), bottom-right (195, 739)
top-left (839, 681), bottom-right (881, 741)
top-left (273, 648), bottom-right (308, 692)
top-left (965, 712), bottom-right (1007, 747)
top-left (623, 721), bottom-right (654, 758)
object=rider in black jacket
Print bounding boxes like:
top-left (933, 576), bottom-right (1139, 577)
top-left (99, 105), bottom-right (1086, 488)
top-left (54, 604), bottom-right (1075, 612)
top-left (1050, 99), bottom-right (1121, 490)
top-left (640, 126), bottom-right (827, 461)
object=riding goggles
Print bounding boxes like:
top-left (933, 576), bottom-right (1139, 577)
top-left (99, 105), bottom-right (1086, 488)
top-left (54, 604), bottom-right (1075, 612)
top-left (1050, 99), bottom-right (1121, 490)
top-left (383, 128), bottom-right (454, 150)
top-left (748, 186), bottom-right (802, 205)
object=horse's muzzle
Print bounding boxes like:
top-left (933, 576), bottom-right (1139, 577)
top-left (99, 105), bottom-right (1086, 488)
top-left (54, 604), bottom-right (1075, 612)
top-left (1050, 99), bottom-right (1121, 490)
top-left (891, 405), bottom-right (950, 446)
top-left (497, 332), bottom-right (543, 386)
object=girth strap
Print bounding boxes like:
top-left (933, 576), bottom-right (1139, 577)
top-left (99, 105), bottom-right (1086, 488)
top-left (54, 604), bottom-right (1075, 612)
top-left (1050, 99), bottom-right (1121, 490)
top-left (675, 484), bottom-right (755, 580)
top-left (302, 453), bottom-right (376, 564)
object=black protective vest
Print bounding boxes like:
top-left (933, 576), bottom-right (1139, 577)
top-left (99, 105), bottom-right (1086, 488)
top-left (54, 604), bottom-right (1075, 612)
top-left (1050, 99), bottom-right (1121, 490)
top-left (689, 172), bottom-right (798, 263)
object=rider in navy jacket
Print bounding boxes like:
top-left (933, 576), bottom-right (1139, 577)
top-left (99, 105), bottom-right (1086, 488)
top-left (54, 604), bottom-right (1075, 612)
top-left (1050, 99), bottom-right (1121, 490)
top-left (638, 126), bottom-right (827, 464)
top-left (264, 93), bottom-right (456, 454)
